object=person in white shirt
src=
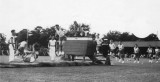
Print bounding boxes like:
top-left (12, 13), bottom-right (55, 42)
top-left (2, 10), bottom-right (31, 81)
top-left (134, 44), bottom-right (140, 63)
top-left (11, 30), bottom-right (18, 53)
top-left (55, 25), bottom-right (65, 56)
top-left (118, 41), bottom-right (124, 63)
top-left (48, 36), bottom-right (57, 61)
top-left (147, 45), bottom-right (153, 63)
top-left (155, 47), bottom-right (160, 63)
top-left (95, 34), bottom-right (102, 54)
top-left (15, 40), bottom-right (27, 58)
top-left (8, 37), bottom-right (15, 62)
top-left (109, 40), bottom-right (117, 60)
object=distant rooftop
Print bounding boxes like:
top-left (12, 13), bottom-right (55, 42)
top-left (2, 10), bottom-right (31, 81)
top-left (114, 41), bottom-right (160, 47)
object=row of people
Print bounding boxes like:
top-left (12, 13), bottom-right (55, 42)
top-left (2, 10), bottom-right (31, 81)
top-left (95, 37), bottom-right (160, 64)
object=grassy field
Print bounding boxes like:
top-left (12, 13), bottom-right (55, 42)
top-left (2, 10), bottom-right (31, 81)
top-left (0, 56), bottom-right (160, 82)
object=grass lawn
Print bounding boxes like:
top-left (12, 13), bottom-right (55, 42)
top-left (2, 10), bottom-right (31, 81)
top-left (0, 56), bottom-right (160, 82)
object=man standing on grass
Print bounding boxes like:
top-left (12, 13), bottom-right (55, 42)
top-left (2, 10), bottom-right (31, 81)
top-left (99, 39), bottom-right (111, 65)
top-left (95, 33), bottom-right (102, 54)
top-left (11, 30), bottom-right (18, 53)
top-left (134, 44), bottom-right (140, 63)
top-left (155, 47), bottom-right (160, 63)
top-left (147, 45), bottom-right (153, 63)
top-left (55, 24), bottom-right (66, 56)
top-left (109, 40), bottom-right (117, 60)
top-left (118, 41), bottom-right (125, 63)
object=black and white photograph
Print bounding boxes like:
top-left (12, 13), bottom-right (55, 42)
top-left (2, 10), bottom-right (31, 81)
top-left (0, 0), bottom-right (160, 82)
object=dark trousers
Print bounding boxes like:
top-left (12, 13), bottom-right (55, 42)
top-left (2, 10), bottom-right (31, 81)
top-left (87, 55), bottom-right (103, 64)
top-left (102, 53), bottom-right (111, 65)
top-left (134, 53), bottom-right (140, 61)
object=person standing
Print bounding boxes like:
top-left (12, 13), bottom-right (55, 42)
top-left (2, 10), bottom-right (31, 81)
top-left (155, 47), bottom-right (160, 63)
top-left (11, 30), bottom-right (18, 53)
top-left (147, 45), bottom-right (153, 63)
top-left (87, 37), bottom-right (103, 64)
top-left (109, 40), bottom-right (117, 60)
top-left (8, 37), bottom-right (15, 62)
top-left (134, 44), bottom-right (140, 63)
top-left (95, 33), bottom-right (102, 54)
top-left (100, 39), bottom-right (111, 65)
top-left (118, 41), bottom-right (125, 63)
top-left (48, 36), bottom-right (57, 61)
top-left (55, 25), bottom-right (66, 56)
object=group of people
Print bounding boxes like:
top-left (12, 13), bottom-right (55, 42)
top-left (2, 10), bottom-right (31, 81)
top-left (8, 25), bottom-right (66, 62)
top-left (97, 39), bottom-right (125, 64)
top-left (95, 34), bottom-right (160, 64)
top-left (146, 45), bottom-right (160, 63)
top-left (132, 44), bottom-right (160, 63)
top-left (8, 31), bottom-right (38, 62)
top-left (7, 28), bottom-right (160, 64)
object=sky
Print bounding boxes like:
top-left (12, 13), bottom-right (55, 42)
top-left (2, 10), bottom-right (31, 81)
top-left (0, 0), bottom-right (160, 40)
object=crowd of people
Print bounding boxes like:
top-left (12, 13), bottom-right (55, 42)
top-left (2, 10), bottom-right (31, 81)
top-left (94, 34), bottom-right (160, 64)
top-left (6, 27), bottom-right (160, 64)
top-left (8, 25), bottom-right (66, 62)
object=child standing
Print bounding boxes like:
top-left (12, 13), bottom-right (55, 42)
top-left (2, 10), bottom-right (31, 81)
top-left (118, 41), bottom-right (124, 63)
top-left (147, 45), bottom-right (153, 63)
top-left (155, 47), bottom-right (160, 63)
top-left (109, 40), bottom-right (117, 60)
top-left (134, 44), bottom-right (140, 63)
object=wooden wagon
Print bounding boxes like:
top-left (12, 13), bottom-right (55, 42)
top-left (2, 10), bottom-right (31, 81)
top-left (63, 37), bottom-right (96, 61)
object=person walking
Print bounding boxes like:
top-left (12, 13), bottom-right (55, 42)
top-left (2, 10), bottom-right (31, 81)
top-left (155, 47), bottom-right (160, 63)
top-left (11, 30), bottom-right (18, 53)
top-left (55, 25), bottom-right (66, 56)
top-left (95, 33), bottom-right (102, 54)
top-left (109, 40), bottom-right (117, 60)
top-left (134, 44), bottom-right (140, 63)
top-left (147, 45), bottom-right (153, 63)
top-left (48, 36), bottom-right (57, 61)
top-left (118, 41), bottom-right (125, 63)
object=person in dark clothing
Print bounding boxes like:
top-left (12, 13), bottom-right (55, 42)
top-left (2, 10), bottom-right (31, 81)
top-left (99, 39), bottom-right (111, 65)
top-left (86, 37), bottom-right (103, 64)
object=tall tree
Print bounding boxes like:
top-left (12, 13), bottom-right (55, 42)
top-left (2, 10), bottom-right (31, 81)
top-left (104, 30), bottom-right (121, 41)
top-left (17, 29), bottom-right (27, 43)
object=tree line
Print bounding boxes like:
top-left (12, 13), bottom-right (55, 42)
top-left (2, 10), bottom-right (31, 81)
top-left (103, 30), bottom-right (159, 41)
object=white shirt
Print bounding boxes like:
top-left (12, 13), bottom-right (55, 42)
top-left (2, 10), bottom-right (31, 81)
top-left (96, 38), bottom-right (102, 45)
top-left (56, 29), bottom-right (65, 37)
top-left (155, 48), bottom-right (160, 53)
top-left (49, 40), bottom-right (56, 46)
top-left (118, 44), bottom-right (124, 50)
top-left (84, 31), bottom-right (89, 36)
top-left (134, 47), bottom-right (139, 53)
top-left (19, 41), bottom-right (27, 48)
top-left (147, 48), bottom-right (152, 53)
top-left (11, 35), bottom-right (17, 43)
top-left (109, 43), bottom-right (116, 50)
